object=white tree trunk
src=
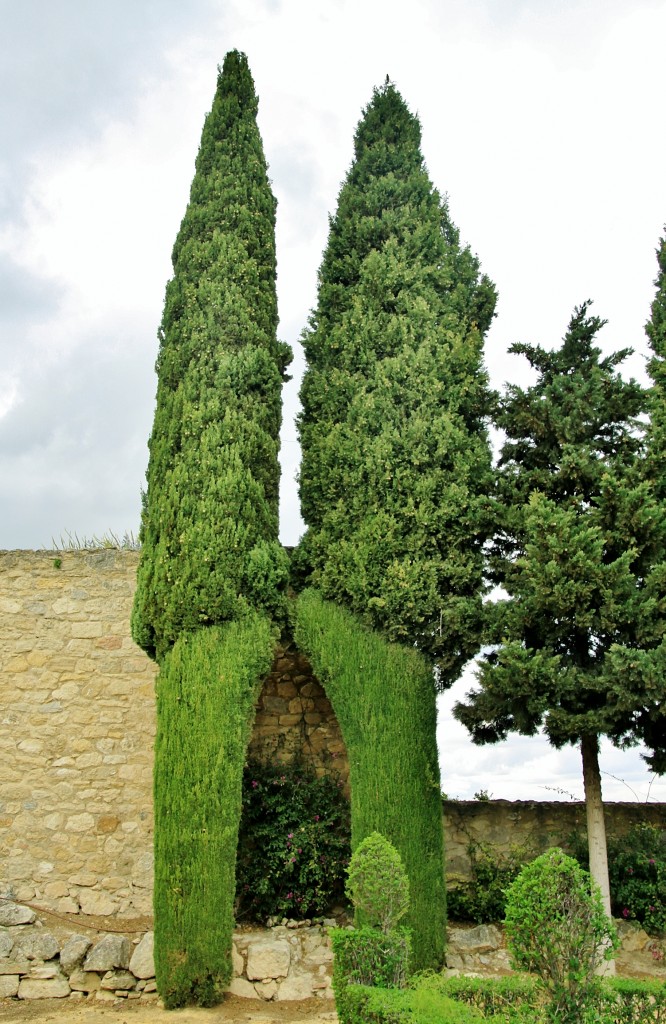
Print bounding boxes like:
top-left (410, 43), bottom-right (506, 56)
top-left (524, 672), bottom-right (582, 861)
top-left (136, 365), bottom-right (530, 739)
top-left (580, 732), bottom-right (615, 976)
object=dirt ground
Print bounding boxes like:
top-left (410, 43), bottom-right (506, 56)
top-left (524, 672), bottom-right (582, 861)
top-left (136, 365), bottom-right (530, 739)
top-left (0, 997), bottom-right (337, 1024)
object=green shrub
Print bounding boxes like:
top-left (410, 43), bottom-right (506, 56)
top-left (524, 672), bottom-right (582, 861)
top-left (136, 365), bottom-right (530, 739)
top-left (235, 758), bottom-right (350, 921)
top-left (339, 982), bottom-right (485, 1024)
top-left (332, 927), bottom-right (411, 991)
top-left (431, 974), bottom-right (542, 1021)
top-left (504, 848), bottom-right (619, 1024)
top-left (346, 832), bottom-right (410, 933)
top-left (599, 978), bottom-right (666, 1023)
top-left (293, 589), bottom-right (446, 971)
top-left (433, 974), bottom-right (666, 1024)
top-left (447, 842), bottom-right (532, 924)
top-left (607, 824), bottom-right (665, 935)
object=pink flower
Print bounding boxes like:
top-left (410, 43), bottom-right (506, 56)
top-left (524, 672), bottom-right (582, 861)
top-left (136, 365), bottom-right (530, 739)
top-left (314, 815), bottom-right (320, 821)
top-left (286, 892), bottom-right (293, 900)
top-left (622, 908), bottom-right (630, 918)
top-left (251, 780), bottom-right (258, 788)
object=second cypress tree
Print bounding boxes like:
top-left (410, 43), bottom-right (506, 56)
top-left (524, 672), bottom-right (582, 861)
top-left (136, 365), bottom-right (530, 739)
top-left (297, 81), bottom-right (496, 684)
top-left (295, 80), bottom-right (496, 970)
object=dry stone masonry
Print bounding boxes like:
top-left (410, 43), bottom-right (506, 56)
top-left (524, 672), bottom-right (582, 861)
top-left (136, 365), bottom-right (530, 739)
top-left (0, 901), bottom-right (336, 1003)
top-left (0, 550), bottom-right (156, 917)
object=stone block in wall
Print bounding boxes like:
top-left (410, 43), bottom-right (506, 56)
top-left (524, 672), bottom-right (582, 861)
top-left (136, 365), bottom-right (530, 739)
top-left (18, 972), bottom-right (70, 999)
top-left (68, 970), bottom-right (101, 992)
top-left (276, 971), bottom-right (315, 1000)
top-left (0, 930), bottom-right (13, 958)
top-left (128, 931), bottom-right (154, 979)
top-left (59, 936), bottom-right (92, 975)
top-left (0, 902), bottom-right (35, 926)
top-left (246, 938), bottom-right (291, 980)
top-left (13, 930), bottom-right (59, 961)
top-left (83, 935), bottom-right (130, 972)
top-left (0, 977), bottom-right (19, 998)
top-left (228, 977), bottom-right (258, 999)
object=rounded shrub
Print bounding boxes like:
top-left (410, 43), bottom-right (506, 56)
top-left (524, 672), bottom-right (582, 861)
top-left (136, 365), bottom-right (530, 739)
top-left (505, 847), bottom-right (619, 1024)
top-left (346, 831), bottom-right (410, 934)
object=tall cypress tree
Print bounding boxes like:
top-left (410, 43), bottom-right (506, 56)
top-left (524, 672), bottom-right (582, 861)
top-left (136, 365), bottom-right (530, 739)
top-left (131, 52), bottom-right (290, 1006)
top-left (295, 80), bottom-right (496, 970)
top-left (133, 50), bottom-right (290, 663)
top-left (297, 81), bottom-right (496, 684)
top-left (454, 303), bottom-right (666, 932)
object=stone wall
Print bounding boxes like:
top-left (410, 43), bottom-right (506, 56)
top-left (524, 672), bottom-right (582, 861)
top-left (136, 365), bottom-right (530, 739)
top-left (1, 549), bottom-right (664, 918)
top-left (248, 645), bottom-right (349, 793)
top-left (0, 899), bottom-right (339, 1003)
top-left (444, 799), bottom-right (666, 883)
top-left (0, 550), bottom-right (156, 917)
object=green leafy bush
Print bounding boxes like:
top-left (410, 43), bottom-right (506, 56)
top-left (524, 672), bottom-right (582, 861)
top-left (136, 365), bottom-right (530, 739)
top-left (447, 842), bottom-right (532, 924)
top-left (434, 974), bottom-right (666, 1024)
top-left (346, 832), bottom-right (410, 933)
top-left (598, 978), bottom-right (666, 1023)
top-left (332, 927), bottom-right (411, 990)
top-left (235, 758), bottom-right (350, 921)
top-left (504, 848), bottom-right (619, 1024)
top-left (431, 974), bottom-right (541, 1021)
top-left (607, 824), bottom-right (665, 935)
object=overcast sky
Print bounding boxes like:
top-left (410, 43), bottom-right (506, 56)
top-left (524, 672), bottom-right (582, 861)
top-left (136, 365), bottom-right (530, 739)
top-left (2, 0), bottom-right (665, 802)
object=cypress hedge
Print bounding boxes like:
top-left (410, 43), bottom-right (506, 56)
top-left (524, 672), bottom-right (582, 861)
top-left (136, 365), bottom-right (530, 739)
top-left (297, 80), bottom-right (496, 684)
top-left (293, 588), bottom-right (446, 971)
top-left (153, 614), bottom-right (275, 1007)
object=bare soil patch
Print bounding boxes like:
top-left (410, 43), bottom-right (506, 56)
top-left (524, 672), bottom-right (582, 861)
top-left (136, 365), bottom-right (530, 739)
top-left (0, 996), bottom-right (337, 1024)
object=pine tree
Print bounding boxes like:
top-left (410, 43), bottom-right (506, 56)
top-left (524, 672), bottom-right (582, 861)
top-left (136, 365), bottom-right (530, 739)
top-left (454, 303), bottom-right (665, 932)
top-left (297, 81), bottom-right (496, 685)
top-left (130, 52), bottom-right (289, 1006)
top-left (133, 50), bottom-right (290, 663)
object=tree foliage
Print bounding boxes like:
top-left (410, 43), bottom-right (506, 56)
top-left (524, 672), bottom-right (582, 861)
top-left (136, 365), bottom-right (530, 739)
top-left (455, 303), bottom-right (664, 761)
top-left (609, 232), bottom-right (666, 774)
top-left (296, 81), bottom-right (496, 685)
top-left (132, 51), bottom-right (290, 662)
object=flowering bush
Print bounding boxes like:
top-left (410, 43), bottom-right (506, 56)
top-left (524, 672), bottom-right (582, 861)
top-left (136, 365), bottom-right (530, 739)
top-left (608, 824), bottom-right (666, 935)
top-left (235, 759), bottom-right (350, 921)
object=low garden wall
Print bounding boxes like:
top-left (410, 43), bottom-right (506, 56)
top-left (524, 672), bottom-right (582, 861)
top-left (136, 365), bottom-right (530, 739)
top-left (1, 899), bottom-right (663, 1005)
